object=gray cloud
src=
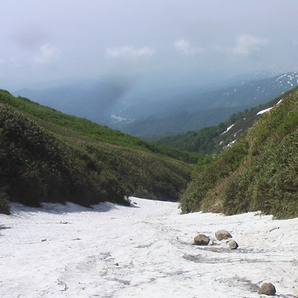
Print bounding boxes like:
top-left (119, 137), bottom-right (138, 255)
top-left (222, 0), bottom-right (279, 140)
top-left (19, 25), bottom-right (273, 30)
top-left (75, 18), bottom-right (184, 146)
top-left (12, 26), bottom-right (50, 50)
top-left (230, 34), bottom-right (269, 55)
top-left (0, 0), bottom-right (297, 91)
top-left (106, 45), bottom-right (155, 59)
top-left (33, 43), bottom-right (60, 65)
top-left (174, 40), bottom-right (204, 56)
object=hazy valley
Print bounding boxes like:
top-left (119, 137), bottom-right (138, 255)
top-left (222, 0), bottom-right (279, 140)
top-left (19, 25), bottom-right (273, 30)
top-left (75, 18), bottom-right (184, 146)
top-left (14, 71), bottom-right (298, 139)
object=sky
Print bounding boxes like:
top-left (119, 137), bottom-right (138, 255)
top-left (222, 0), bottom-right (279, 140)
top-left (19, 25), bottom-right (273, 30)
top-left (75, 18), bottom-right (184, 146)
top-left (1, 0), bottom-right (298, 91)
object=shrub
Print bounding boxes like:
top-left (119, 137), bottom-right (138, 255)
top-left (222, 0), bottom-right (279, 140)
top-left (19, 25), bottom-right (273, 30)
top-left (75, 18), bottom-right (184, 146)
top-left (0, 92), bottom-right (193, 209)
top-left (0, 190), bottom-right (10, 215)
top-left (181, 89), bottom-right (298, 219)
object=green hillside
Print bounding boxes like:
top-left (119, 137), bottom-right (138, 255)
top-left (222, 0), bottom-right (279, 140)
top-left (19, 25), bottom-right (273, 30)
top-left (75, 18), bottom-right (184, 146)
top-left (0, 90), bottom-right (199, 163)
top-left (0, 90), bottom-right (196, 214)
top-left (180, 89), bottom-right (298, 219)
top-left (158, 87), bottom-right (298, 155)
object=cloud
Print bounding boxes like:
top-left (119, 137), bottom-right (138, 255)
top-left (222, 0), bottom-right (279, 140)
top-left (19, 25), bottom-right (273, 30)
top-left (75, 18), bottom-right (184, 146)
top-left (9, 57), bottom-right (23, 68)
top-left (106, 45), bottom-right (155, 59)
top-left (230, 34), bottom-right (269, 55)
top-left (13, 27), bottom-right (50, 50)
top-left (174, 39), bottom-right (203, 56)
top-left (291, 40), bottom-right (298, 48)
top-left (33, 43), bottom-right (59, 65)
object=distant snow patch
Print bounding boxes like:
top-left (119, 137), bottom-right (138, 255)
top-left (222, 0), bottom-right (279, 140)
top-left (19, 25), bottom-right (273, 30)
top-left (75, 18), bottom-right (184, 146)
top-left (111, 115), bottom-right (127, 122)
top-left (221, 124), bottom-right (234, 135)
top-left (256, 107), bottom-right (273, 115)
top-left (227, 140), bottom-right (236, 147)
top-left (276, 74), bottom-right (287, 81)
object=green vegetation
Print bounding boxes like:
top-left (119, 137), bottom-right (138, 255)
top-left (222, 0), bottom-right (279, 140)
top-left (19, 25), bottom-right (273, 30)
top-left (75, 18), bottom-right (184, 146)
top-left (157, 107), bottom-right (263, 154)
top-left (0, 90), bottom-right (199, 163)
top-left (3, 84), bottom-right (298, 219)
top-left (157, 125), bottom-right (226, 154)
top-left (157, 87), bottom-right (298, 155)
top-left (180, 89), bottom-right (298, 219)
top-left (123, 107), bottom-right (242, 138)
top-left (0, 90), bottom-right (194, 214)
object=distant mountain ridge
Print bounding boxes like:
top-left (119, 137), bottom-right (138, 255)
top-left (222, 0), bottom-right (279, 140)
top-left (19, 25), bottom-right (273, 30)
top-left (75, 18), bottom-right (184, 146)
top-left (13, 71), bottom-right (298, 138)
top-left (119, 71), bottom-right (298, 136)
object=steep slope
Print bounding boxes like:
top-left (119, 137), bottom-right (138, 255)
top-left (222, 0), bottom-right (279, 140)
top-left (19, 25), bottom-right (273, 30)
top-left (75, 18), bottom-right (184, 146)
top-left (120, 71), bottom-right (298, 136)
top-left (180, 88), bottom-right (298, 219)
top-left (0, 90), bottom-right (195, 214)
top-left (157, 87), bottom-right (298, 154)
top-left (1, 91), bottom-right (199, 163)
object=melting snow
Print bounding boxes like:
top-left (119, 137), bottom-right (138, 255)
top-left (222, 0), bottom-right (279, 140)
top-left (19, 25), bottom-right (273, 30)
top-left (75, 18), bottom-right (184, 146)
top-left (226, 139), bottom-right (236, 147)
top-left (111, 115), bottom-right (127, 122)
top-left (0, 198), bottom-right (297, 297)
top-left (256, 107), bottom-right (273, 115)
top-left (275, 72), bottom-right (298, 86)
top-left (221, 124), bottom-right (234, 135)
top-left (276, 74), bottom-right (287, 81)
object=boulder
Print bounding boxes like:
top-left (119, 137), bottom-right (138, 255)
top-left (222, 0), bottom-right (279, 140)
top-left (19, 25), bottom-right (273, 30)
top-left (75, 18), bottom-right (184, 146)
top-left (228, 240), bottom-right (238, 250)
top-left (215, 229), bottom-right (232, 241)
top-left (193, 234), bottom-right (210, 246)
top-left (258, 282), bottom-right (276, 295)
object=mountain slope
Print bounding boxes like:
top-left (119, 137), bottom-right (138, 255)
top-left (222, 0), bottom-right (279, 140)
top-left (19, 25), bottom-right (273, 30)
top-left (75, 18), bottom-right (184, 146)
top-left (14, 79), bottom-right (130, 125)
top-left (2, 90), bottom-right (199, 163)
top-left (121, 107), bottom-right (242, 137)
top-left (0, 90), bottom-right (195, 214)
top-left (14, 72), bottom-right (298, 137)
top-left (157, 87), bottom-right (298, 154)
top-left (180, 88), bottom-right (298, 219)
top-left (120, 71), bottom-right (298, 136)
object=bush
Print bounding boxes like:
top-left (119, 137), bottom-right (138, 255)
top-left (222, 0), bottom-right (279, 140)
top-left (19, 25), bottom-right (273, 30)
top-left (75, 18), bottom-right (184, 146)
top-left (0, 92), bottom-right (193, 209)
top-left (0, 190), bottom-right (10, 215)
top-left (181, 89), bottom-right (298, 219)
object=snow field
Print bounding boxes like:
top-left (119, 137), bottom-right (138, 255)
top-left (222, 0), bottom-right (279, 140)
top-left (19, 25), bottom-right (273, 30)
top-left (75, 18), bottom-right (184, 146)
top-left (0, 198), bottom-right (297, 297)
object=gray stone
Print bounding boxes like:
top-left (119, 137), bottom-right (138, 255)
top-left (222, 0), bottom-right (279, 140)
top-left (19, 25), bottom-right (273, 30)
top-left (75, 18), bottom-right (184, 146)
top-left (228, 240), bottom-right (238, 250)
top-left (215, 229), bottom-right (232, 241)
top-left (258, 282), bottom-right (276, 295)
top-left (193, 234), bottom-right (210, 246)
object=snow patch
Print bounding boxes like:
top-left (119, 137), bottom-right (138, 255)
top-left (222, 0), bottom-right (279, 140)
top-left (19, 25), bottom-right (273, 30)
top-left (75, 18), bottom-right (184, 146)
top-left (276, 74), bottom-right (287, 81)
top-left (227, 139), bottom-right (236, 147)
top-left (221, 124), bottom-right (234, 135)
top-left (111, 114), bottom-right (127, 122)
top-left (256, 107), bottom-right (273, 115)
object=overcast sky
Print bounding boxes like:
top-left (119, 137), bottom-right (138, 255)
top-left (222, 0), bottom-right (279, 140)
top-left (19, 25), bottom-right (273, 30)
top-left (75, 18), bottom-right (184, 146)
top-left (1, 0), bottom-right (298, 91)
